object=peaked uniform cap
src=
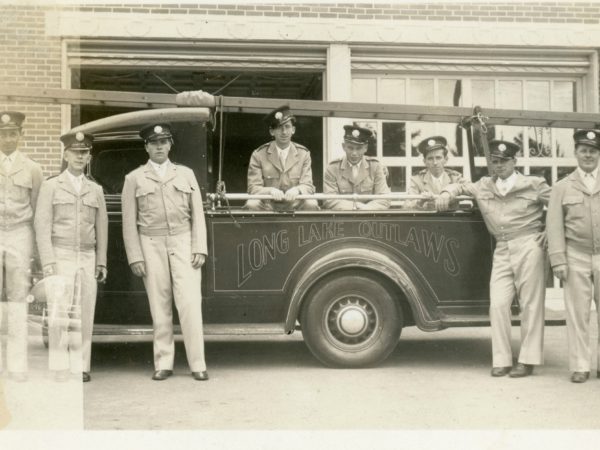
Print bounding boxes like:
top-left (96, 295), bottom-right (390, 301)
top-left (265, 106), bottom-right (295, 129)
top-left (573, 129), bottom-right (600, 150)
top-left (60, 131), bottom-right (93, 150)
top-left (343, 125), bottom-right (372, 145)
top-left (0, 111), bottom-right (25, 130)
top-left (489, 140), bottom-right (520, 159)
top-left (417, 136), bottom-right (448, 156)
top-left (139, 123), bottom-right (173, 141)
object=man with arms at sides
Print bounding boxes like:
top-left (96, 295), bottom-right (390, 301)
top-left (0, 111), bottom-right (43, 382)
top-left (244, 106), bottom-right (319, 211)
top-left (34, 131), bottom-right (107, 382)
top-left (547, 129), bottom-right (600, 383)
top-left (122, 123), bottom-right (208, 381)
top-left (405, 136), bottom-right (465, 210)
top-left (323, 124), bottom-right (390, 210)
top-left (436, 140), bottom-right (550, 378)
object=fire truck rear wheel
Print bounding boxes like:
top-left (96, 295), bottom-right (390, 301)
top-left (300, 272), bottom-right (402, 368)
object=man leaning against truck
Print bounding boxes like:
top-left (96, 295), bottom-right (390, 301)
top-left (121, 123), bottom-right (208, 382)
top-left (436, 140), bottom-right (550, 378)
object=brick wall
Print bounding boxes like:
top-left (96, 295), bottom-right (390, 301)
top-left (2, 2), bottom-right (600, 175)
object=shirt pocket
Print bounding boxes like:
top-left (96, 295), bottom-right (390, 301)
top-left (263, 175), bottom-right (281, 188)
top-left (11, 171), bottom-right (33, 202)
top-left (81, 194), bottom-right (99, 223)
top-left (52, 191), bottom-right (75, 221)
top-left (359, 179), bottom-right (374, 194)
top-left (172, 180), bottom-right (192, 209)
top-left (515, 192), bottom-right (538, 213)
top-left (562, 194), bottom-right (585, 220)
top-left (476, 191), bottom-right (496, 215)
top-left (135, 185), bottom-right (156, 212)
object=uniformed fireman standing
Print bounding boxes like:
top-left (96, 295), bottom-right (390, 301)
top-left (122, 123), bottom-right (208, 381)
top-left (244, 106), bottom-right (319, 211)
top-left (323, 125), bottom-right (390, 210)
top-left (405, 136), bottom-right (465, 209)
top-left (437, 140), bottom-right (551, 378)
top-left (34, 131), bottom-right (108, 382)
top-left (0, 111), bottom-right (43, 382)
top-left (547, 129), bottom-right (600, 383)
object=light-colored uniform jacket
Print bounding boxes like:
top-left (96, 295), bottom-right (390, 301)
top-left (121, 161), bottom-right (207, 265)
top-left (0, 150), bottom-right (43, 230)
top-left (547, 170), bottom-right (600, 267)
top-left (444, 172), bottom-right (551, 239)
top-left (34, 170), bottom-right (108, 268)
top-left (406, 168), bottom-right (465, 209)
top-left (323, 156), bottom-right (390, 210)
top-left (247, 141), bottom-right (315, 195)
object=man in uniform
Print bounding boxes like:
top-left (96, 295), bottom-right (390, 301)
top-left (244, 106), bottom-right (319, 211)
top-left (323, 124), bottom-right (390, 210)
top-left (436, 140), bottom-right (550, 378)
top-left (0, 111), bottom-right (43, 382)
top-left (34, 131), bottom-right (108, 382)
top-left (547, 129), bottom-right (600, 383)
top-left (405, 136), bottom-right (465, 209)
top-left (122, 123), bottom-right (208, 381)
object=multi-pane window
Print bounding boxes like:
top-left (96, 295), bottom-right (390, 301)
top-left (350, 75), bottom-right (581, 190)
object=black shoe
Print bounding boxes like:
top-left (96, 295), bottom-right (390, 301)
top-left (571, 371), bottom-right (590, 383)
top-left (491, 366), bottom-right (511, 377)
top-left (509, 363), bottom-right (534, 378)
top-left (152, 370), bottom-right (173, 381)
top-left (191, 371), bottom-right (209, 381)
top-left (82, 372), bottom-right (91, 383)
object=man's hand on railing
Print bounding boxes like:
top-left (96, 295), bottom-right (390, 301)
top-left (284, 187), bottom-right (300, 202)
top-left (269, 188), bottom-right (285, 202)
top-left (435, 192), bottom-right (452, 211)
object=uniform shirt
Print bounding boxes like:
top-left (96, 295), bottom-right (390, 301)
top-left (0, 150), bottom-right (44, 230)
top-left (496, 172), bottom-right (517, 196)
top-left (547, 168), bottom-right (600, 267)
top-left (323, 156), bottom-right (390, 210)
top-left (406, 168), bottom-right (464, 210)
top-left (34, 170), bottom-right (108, 267)
top-left (444, 172), bottom-right (550, 240)
top-left (66, 170), bottom-right (84, 193)
top-left (121, 161), bottom-right (207, 265)
top-left (149, 159), bottom-right (170, 179)
top-left (247, 141), bottom-right (315, 195)
top-left (577, 166), bottom-right (598, 192)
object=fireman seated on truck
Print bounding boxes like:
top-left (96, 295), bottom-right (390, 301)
top-left (323, 124), bottom-right (390, 210)
top-left (244, 106), bottom-right (319, 211)
top-left (404, 136), bottom-right (466, 210)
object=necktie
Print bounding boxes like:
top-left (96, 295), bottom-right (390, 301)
top-left (72, 176), bottom-right (81, 193)
top-left (279, 151), bottom-right (287, 170)
top-left (351, 164), bottom-right (359, 183)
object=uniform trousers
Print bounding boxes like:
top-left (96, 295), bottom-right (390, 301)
top-left (244, 198), bottom-right (319, 211)
top-left (47, 247), bottom-right (96, 373)
top-left (0, 226), bottom-right (33, 374)
top-left (140, 231), bottom-right (206, 372)
top-left (563, 245), bottom-right (600, 373)
top-left (490, 232), bottom-right (546, 367)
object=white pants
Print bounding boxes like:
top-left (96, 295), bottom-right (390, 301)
top-left (47, 247), bottom-right (96, 373)
top-left (140, 231), bottom-right (206, 372)
top-left (0, 226), bottom-right (33, 373)
top-left (490, 232), bottom-right (546, 367)
top-left (563, 245), bottom-right (600, 373)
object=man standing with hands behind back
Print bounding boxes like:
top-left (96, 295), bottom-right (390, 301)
top-left (547, 129), bottom-right (600, 383)
top-left (122, 123), bottom-right (208, 381)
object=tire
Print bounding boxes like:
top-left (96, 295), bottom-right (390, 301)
top-left (300, 272), bottom-right (403, 368)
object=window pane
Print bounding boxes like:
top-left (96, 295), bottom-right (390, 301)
top-left (437, 122), bottom-right (464, 156)
top-left (352, 78), bottom-right (377, 103)
top-left (379, 79), bottom-right (406, 104)
top-left (555, 128), bottom-right (576, 158)
top-left (388, 166), bottom-right (406, 192)
top-left (527, 126), bottom-right (552, 158)
top-left (471, 80), bottom-right (495, 108)
top-left (529, 167), bottom-right (552, 185)
top-left (408, 122), bottom-right (437, 156)
top-left (408, 79), bottom-right (434, 105)
top-left (382, 122), bottom-right (406, 157)
top-left (497, 81), bottom-right (522, 109)
top-left (439, 79), bottom-right (461, 107)
top-left (526, 81), bottom-right (550, 110)
top-left (553, 81), bottom-right (575, 112)
top-left (558, 166), bottom-right (575, 181)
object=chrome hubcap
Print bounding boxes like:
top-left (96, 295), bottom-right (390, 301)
top-left (325, 296), bottom-right (378, 347)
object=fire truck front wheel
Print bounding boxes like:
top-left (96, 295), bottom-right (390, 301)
top-left (300, 272), bottom-right (402, 368)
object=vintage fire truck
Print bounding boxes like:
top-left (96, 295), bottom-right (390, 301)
top-left (3, 86), bottom-right (596, 368)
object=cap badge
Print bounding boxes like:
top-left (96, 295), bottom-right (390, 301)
top-left (275, 112), bottom-right (283, 120)
top-left (1, 114), bottom-right (9, 124)
top-left (427, 139), bottom-right (435, 146)
top-left (75, 132), bottom-right (85, 142)
top-left (586, 131), bottom-right (596, 140)
top-left (498, 143), bottom-right (506, 151)
top-left (352, 129), bottom-right (360, 138)
top-left (154, 125), bottom-right (163, 134)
